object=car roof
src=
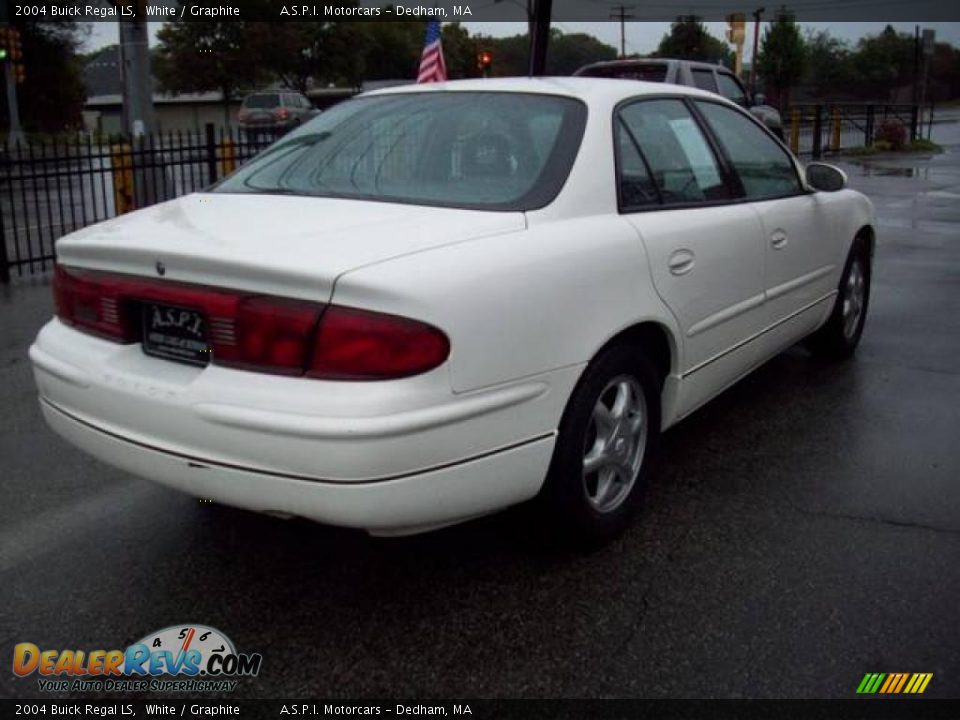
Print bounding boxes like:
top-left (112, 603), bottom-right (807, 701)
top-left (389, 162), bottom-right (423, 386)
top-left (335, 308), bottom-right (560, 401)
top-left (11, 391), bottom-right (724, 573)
top-left (361, 76), bottom-right (722, 105)
top-left (579, 58), bottom-right (728, 72)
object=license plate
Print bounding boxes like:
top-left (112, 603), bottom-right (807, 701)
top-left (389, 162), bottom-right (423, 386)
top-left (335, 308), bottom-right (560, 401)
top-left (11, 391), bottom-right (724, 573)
top-left (142, 302), bottom-right (210, 366)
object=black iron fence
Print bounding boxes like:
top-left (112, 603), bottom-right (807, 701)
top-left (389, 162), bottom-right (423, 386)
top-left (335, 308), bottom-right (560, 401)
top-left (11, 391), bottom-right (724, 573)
top-left (0, 124), bottom-right (277, 283)
top-left (785, 102), bottom-right (931, 158)
top-left (0, 103), bottom-right (937, 282)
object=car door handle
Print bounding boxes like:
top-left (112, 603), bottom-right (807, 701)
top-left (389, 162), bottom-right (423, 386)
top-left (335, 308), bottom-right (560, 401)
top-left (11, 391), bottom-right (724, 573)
top-left (668, 249), bottom-right (695, 275)
top-left (771, 230), bottom-right (789, 250)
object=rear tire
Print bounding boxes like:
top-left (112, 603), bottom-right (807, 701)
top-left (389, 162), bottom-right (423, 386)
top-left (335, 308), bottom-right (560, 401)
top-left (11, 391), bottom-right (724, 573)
top-left (807, 237), bottom-right (871, 360)
top-left (536, 344), bottom-right (661, 549)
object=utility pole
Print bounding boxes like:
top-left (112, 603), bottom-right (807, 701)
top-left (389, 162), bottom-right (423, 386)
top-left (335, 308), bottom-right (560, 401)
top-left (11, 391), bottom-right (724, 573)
top-left (750, 7), bottom-right (765, 97)
top-left (116, 1), bottom-right (163, 206)
top-left (609, 5), bottom-right (635, 59)
top-left (117, 1), bottom-right (155, 138)
top-left (528, 0), bottom-right (552, 76)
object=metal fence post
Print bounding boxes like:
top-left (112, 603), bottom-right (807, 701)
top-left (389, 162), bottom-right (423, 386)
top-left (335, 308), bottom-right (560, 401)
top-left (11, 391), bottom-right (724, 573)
top-left (812, 105), bottom-right (823, 159)
top-left (0, 194), bottom-right (9, 284)
top-left (789, 108), bottom-right (800, 154)
top-left (865, 105), bottom-right (875, 147)
top-left (205, 123), bottom-right (218, 186)
top-left (830, 107), bottom-right (842, 152)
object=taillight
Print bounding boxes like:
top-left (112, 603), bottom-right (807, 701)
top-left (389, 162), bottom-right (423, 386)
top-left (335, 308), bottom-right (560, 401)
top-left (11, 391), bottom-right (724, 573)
top-left (53, 265), bottom-right (130, 342)
top-left (238, 109), bottom-right (250, 121)
top-left (215, 297), bottom-right (322, 375)
top-left (52, 266), bottom-right (449, 380)
top-left (273, 107), bottom-right (290, 120)
top-left (308, 306), bottom-right (450, 380)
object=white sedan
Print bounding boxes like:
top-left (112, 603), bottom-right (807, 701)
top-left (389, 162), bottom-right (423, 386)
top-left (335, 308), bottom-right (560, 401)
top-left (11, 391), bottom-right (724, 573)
top-left (30, 78), bottom-right (874, 546)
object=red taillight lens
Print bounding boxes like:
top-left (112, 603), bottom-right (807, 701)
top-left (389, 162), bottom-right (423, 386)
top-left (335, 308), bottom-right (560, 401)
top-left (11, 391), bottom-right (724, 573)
top-left (53, 265), bottom-right (130, 342)
top-left (308, 306), bottom-right (450, 380)
top-left (52, 266), bottom-right (449, 380)
top-left (238, 110), bottom-right (250, 122)
top-left (215, 297), bottom-right (322, 375)
top-left (273, 107), bottom-right (290, 120)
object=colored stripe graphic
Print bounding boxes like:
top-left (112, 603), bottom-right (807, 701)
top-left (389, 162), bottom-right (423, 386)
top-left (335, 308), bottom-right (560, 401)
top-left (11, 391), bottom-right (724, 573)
top-left (857, 673), bottom-right (933, 694)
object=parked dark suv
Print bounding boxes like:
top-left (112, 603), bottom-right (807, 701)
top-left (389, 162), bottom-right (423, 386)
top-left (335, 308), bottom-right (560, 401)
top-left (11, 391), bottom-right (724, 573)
top-left (238, 92), bottom-right (319, 138)
top-left (574, 58), bottom-right (784, 139)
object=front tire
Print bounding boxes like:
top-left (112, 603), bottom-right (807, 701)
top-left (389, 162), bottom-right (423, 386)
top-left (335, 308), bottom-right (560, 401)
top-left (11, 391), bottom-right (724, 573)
top-left (807, 237), bottom-right (871, 360)
top-left (537, 344), bottom-right (661, 549)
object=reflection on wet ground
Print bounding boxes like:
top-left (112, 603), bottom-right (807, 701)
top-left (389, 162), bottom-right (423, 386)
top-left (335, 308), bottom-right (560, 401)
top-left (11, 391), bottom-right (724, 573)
top-left (829, 111), bottom-right (960, 235)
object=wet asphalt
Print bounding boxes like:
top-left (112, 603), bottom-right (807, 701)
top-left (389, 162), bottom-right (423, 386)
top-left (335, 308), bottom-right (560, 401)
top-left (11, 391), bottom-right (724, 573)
top-left (1, 119), bottom-right (959, 701)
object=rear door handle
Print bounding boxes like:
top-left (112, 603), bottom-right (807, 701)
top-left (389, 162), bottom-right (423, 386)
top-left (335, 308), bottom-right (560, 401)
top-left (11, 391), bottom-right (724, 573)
top-left (668, 249), bottom-right (695, 275)
top-left (771, 230), bottom-right (789, 250)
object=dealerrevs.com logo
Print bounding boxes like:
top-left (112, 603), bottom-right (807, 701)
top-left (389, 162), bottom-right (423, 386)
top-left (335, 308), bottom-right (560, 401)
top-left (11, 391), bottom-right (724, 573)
top-left (13, 625), bottom-right (262, 693)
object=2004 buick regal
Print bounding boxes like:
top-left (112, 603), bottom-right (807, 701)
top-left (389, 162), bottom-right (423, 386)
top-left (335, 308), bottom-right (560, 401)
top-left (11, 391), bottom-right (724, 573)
top-left (30, 79), bottom-right (874, 545)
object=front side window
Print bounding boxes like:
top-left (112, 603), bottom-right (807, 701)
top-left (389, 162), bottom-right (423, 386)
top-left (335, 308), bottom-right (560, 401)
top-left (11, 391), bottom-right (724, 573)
top-left (215, 92), bottom-right (586, 211)
top-left (618, 99), bottom-right (731, 206)
top-left (695, 101), bottom-right (801, 200)
top-left (716, 73), bottom-right (748, 106)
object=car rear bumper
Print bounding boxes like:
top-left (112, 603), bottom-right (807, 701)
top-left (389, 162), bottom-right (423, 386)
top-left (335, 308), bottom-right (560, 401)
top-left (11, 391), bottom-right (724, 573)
top-left (40, 398), bottom-right (554, 535)
top-left (31, 318), bottom-right (576, 534)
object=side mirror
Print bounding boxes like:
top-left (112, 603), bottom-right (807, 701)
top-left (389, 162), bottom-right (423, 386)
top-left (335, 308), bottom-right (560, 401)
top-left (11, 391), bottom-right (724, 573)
top-left (805, 162), bottom-right (847, 192)
top-left (753, 93), bottom-right (766, 107)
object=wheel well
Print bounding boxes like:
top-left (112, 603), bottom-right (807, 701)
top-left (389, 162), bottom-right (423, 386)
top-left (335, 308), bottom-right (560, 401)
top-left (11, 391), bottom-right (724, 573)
top-left (600, 322), bottom-right (673, 386)
top-left (856, 224), bottom-right (876, 258)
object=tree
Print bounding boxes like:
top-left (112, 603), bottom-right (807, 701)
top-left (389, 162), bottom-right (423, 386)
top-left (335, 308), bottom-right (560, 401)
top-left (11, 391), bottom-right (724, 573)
top-left (653, 17), bottom-right (733, 65)
top-left (470, 28), bottom-right (617, 77)
top-left (802, 29), bottom-right (853, 99)
top-left (441, 23), bottom-right (480, 80)
top-left (756, 10), bottom-right (806, 109)
top-left (852, 25), bottom-right (914, 101)
top-left (0, 21), bottom-right (88, 134)
top-left (359, 20), bottom-right (425, 80)
top-left (546, 30), bottom-right (617, 74)
top-left (153, 20), bottom-right (267, 124)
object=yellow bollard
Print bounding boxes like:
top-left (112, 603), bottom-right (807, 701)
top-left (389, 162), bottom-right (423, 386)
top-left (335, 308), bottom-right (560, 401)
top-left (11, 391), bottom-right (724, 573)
top-left (830, 107), bottom-right (841, 151)
top-left (220, 137), bottom-right (236, 176)
top-left (110, 143), bottom-right (135, 215)
top-left (790, 108), bottom-right (800, 154)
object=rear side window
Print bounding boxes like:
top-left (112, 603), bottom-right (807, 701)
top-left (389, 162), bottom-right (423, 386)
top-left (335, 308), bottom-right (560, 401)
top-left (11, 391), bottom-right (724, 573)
top-left (691, 69), bottom-right (718, 93)
top-left (717, 73), bottom-right (748, 106)
top-left (616, 121), bottom-right (658, 209)
top-left (617, 99), bottom-right (731, 207)
top-left (243, 94), bottom-right (280, 109)
top-left (695, 101), bottom-right (801, 200)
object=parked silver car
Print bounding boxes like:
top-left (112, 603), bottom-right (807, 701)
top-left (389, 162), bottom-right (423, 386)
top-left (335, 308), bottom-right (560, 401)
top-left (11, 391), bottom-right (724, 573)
top-left (238, 92), bottom-right (319, 137)
top-left (574, 58), bottom-right (783, 139)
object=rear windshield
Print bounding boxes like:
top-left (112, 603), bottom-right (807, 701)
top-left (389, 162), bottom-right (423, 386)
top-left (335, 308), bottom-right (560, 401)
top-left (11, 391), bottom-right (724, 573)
top-left (579, 63), bottom-right (668, 82)
top-left (214, 92), bottom-right (587, 211)
top-left (243, 94), bottom-right (280, 108)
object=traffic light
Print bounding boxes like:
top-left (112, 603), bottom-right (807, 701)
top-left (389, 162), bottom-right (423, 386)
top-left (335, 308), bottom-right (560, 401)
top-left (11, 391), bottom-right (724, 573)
top-left (10, 28), bottom-right (22, 63)
top-left (15, 63), bottom-right (25, 84)
top-left (476, 50), bottom-right (493, 76)
top-left (0, 27), bottom-right (9, 62)
top-left (725, 13), bottom-right (745, 44)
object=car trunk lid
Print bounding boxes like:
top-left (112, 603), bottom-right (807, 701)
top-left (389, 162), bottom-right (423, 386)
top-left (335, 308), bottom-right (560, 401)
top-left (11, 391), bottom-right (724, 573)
top-left (56, 192), bottom-right (526, 303)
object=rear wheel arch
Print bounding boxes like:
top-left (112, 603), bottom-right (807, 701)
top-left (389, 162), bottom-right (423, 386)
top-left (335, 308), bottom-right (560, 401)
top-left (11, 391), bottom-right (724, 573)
top-left (592, 321), bottom-right (676, 389)
top-left (855, 224), bottom-right (876, 258)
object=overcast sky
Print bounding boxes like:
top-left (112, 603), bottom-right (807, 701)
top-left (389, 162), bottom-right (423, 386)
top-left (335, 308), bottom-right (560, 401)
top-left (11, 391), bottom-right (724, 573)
top-left (85, 21), bottom-right (960, 62)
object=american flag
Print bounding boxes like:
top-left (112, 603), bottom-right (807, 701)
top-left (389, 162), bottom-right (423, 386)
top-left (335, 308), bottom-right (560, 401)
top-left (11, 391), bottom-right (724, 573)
top-left (417, 21), bottom-right (447, 84)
